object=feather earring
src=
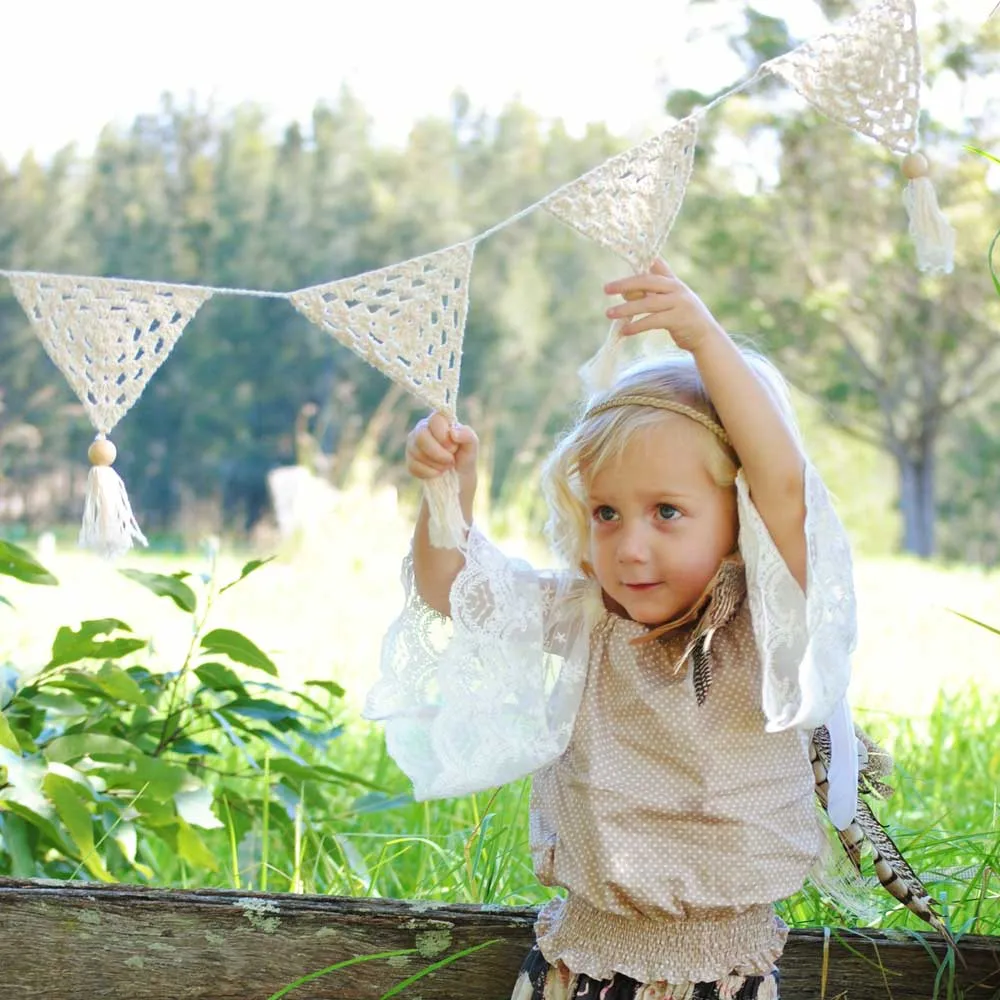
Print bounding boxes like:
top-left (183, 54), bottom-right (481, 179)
top-left (631, 554), bottom-right (746, 707)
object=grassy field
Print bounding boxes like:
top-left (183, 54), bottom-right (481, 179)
top-left (2, 476), bottom-right (998, 943)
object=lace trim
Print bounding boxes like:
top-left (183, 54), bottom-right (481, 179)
top-left (736, 464), bottom-right (856, 732)
top-left (366, 463), bottom-right (856, 802)
top-left (535, 895), bottom-right (787, 985)
top-left (363, 528), bottom-right (598, 799)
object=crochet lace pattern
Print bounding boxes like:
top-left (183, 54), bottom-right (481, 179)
top-left (764, 0), bottom-right (919, 155)
top-left (290, 244), bottom-right (475, 415)
top-left (7, 273), bottom-right (212, 434)
top-left (0, 0), bottom-right (936, 554)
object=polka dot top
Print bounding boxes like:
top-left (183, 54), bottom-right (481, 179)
top-left (528, 599), bottom-right (824, 984)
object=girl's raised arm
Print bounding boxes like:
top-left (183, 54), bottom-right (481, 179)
top-left (605, 259), bottom-right (806, 588)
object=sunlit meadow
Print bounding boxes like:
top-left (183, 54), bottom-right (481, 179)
top-left (2, 442), bottom-right (998, 943)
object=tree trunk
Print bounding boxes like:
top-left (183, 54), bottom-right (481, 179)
top-left (897, 442), bottom-right (935, 558)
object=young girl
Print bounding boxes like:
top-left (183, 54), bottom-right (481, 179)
top-left (365, 260), bottom-right (947, 1000)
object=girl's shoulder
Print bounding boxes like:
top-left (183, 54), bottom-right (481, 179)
top-left (545, 571), bottom-right (605, 621)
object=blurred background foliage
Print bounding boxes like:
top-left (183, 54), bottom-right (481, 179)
top-left (0, 6), bottom-right (997, 563)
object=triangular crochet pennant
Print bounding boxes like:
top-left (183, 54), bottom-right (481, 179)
top-left (289, 242), bottom-right (474, 416)
top-left (764, 0), bottom-right (920, 155)
top-left (541, 116), bottom-right (699, 273)
top-left (7, 273), bottom-right (213, 433)
top-left (7, 273), bottom-right (213, 557)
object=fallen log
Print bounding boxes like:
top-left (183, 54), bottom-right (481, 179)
top-left (1, 879), bottom-right (997, 999)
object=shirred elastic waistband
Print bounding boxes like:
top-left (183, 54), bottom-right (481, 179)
top-left (534, 895), bottom-right (788, 985)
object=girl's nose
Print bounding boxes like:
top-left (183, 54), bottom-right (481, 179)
top-left (616, 521), bottom-right (649, 563)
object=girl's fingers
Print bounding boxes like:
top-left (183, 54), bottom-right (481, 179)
top-left (605, 260), bottom-right (679, 297)
top-left (619, 313), bottom-right (672, 337)
top-left (604, 275), bottom-right (678, 299)
top-left (412, 433), bottom-right (456, 466)
top-left (425, 411), bottom-right (454, 444)
top-left (408, 458), bottom-right (450, 480)
top-left (606, 293), bottom-right (675, 320)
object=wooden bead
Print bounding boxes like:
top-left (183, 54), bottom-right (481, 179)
top-left (901, 153), bottom-right (930, 180)
top-left (88, 438), bottom-right (117, 467)
top-left (623, 290), bottom-right (644, 301)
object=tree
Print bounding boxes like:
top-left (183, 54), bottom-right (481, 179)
top-left (674, 3), bottom-right (1000, 558)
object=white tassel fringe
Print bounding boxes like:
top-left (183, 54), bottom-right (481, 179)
top-left (579, 318), bottom-right (627, 393)
top-left (903, 175), bottom-right (956, 275)
top-left (80, 464), bottom-right (148, 558)
top-left (423, 469), bottom-right (468, 550)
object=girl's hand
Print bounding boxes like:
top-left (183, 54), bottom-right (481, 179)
top-left (406, 412), bottom-right (478, 483)
top-left (604, 258), bottom-right (724, 354)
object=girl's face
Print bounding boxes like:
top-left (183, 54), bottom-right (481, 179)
top-left (585, 416), bottom-right (737, 625)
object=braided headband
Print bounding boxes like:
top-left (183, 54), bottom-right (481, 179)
top-left (583, 393), bottom-right (732, 447)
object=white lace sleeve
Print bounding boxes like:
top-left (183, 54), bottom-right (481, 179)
top-left (362, 527), bottom-right (599, 800)
top-left (736, 463), bottom-right (857, 733)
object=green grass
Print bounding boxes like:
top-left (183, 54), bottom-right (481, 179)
top-left (130, 686), bottom-right (998, 942)
top-left (2, 478), bottom-right (999, 943)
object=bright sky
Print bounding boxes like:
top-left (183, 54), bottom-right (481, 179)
top-left (1, 1), bottom-right (993, 166)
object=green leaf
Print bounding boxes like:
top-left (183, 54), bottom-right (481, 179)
top-left (948, 609), bottom-right (1000, 635)
top-left (194, 662), bottom-right (248, 695)
top-left (269, 758), bottom-right (382, 791)
top-left (174, 784), bottom-right (223, 829)
top-left (92, 663), bottom-right (148, 705)
top-left (45, 619), bottom-right (146, 671)
top-left (219, 556), bottom-right (276, 594)
top-left (42, 773), bottom-right (114, 882)
top-left (989, 227), bottom-right (1000, 301)
top-left (260, 732), bottom-right (307, 767)
top-left (305, 679), bottom-right (346, 699)
top-left (0, 812), bottom-right (37, 876)
top-left (119, 569), bottom-right (197, 613)
top-left (210, 710), bottom-right (260, 769)
top-left (1, 801), bottom-right (72, 857)
top-left (264, 951), bottom-right (418, 1000)
top-left (0, 712), bottom-right (20, 752)
top-left (0, 540), bottom-right (57, 586)
top-left (100, 756), bottom-right (187, 801)
top-left (351, 792), bottom-right (415, 814)
top-left (169, 738), bottom-right (217, 756)
top-left (131, 796), bottom-right (177, 827)
top-left (965, 144), bottom-right (1000, 167)
top-left (289, 688), bottom-right (333, 717)
top-left (44, 733), bottom-right (138, 765)
top-left (221, 698), bottom-right (302, 728)
top-left (378, 940), bottom-right (500, 999)
top-left (176, 819), bottom-right (219, 871)
top-left (200, 629), bottom-right (277, 676)
top-left (298, 724), bottom-right (345, 751)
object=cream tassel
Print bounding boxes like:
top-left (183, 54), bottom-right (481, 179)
top-left (579, 318), bottom-right (627, 393)
top-left (757, 972), bottom-right (779, 1000)
top-left (901, 152), bottom-right (956, 275)
top-left (423, 468), bottom-right (468, 550)
top-left (80, 435), bottom-right (148, 558)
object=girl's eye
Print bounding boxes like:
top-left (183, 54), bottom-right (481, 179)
top-left (592, 505), bottom-right (618, 523)
top-left (656, 503), bottom-right (681, 521)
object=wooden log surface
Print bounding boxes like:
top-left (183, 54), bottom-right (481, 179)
top-left (1, 878), bottom-right (998, 999)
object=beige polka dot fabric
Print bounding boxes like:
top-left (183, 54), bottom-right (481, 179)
top-left (529, 602), bottom-right (824, 985)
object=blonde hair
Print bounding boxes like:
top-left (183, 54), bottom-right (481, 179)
top-left (540, 349), bottom-right (800, 575)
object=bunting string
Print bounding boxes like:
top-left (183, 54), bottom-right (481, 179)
top-left (0, 0), bottom-right (955, 557)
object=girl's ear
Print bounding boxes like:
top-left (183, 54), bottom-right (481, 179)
top-left (580, 559), bottom-right (596, 579)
